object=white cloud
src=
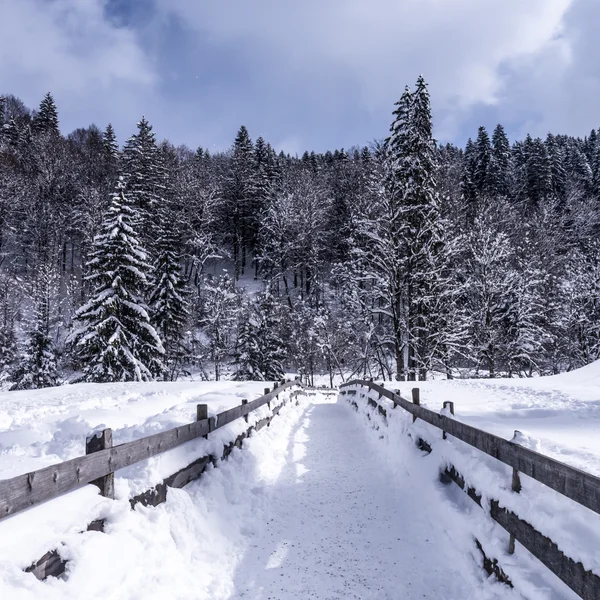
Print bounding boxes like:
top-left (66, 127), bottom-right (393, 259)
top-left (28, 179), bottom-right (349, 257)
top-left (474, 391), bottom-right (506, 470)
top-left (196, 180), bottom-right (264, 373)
top-left (2, 0), bottom-right (596, 150)
top-left (156, 0), bottom-right (574, 141)
top-left (0, 0), bottom-right (156, 136)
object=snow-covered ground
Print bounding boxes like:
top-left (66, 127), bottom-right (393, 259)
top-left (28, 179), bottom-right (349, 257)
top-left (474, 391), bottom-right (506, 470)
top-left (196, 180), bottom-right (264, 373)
top-left (1, 389), bottom-right (518, 600)
top-left (388, 361), bottom-right (600, 477)
top-left (1, 364), bottom-right (599, 599)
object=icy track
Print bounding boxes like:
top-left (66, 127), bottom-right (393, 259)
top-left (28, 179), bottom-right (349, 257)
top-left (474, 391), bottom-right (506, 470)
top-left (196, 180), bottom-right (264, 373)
top-left (1, 390), bottom-right (523, 600)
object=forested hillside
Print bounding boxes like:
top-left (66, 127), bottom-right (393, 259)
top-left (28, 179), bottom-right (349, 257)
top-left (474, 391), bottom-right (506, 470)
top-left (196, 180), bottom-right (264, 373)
top-left (0, 77), bottom-right (599, 387)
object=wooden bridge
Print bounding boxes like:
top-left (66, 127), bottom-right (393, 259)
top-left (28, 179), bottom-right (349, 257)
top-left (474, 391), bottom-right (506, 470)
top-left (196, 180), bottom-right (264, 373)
top-left (0, 379), bottom-right (599, 599)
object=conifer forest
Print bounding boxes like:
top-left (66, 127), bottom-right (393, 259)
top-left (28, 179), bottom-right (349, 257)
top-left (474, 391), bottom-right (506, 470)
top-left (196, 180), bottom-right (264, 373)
top-left (1, 77), bottom-right (599, 388)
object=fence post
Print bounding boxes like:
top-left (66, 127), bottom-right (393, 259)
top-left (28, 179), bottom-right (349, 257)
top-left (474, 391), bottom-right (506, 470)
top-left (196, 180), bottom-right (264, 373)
top-left (411, 388), bottom-right (420, 423)
top-left (86, 428), bottom-right (114, 499)
top-left (442, 401), bottom-right (454, 440)
top-left (197, 404), bottom-right (209, 439)
top-left (508, 430), bottom-right (523, 554)
top-left (264, 387), bottom-right (271, 410)
top-left (242, 399), bottom-right (248, 423)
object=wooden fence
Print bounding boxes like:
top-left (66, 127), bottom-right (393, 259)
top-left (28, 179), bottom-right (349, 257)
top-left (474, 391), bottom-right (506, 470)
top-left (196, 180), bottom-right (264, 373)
top-left (0, 379), bottom-right (305, 580)
top-left (340, 380), bottom-right (600, 600)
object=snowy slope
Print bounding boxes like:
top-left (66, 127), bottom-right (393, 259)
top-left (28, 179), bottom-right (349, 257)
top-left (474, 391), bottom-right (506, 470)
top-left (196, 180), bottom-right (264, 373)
top-left (387, 361), bottom-right (600, 476)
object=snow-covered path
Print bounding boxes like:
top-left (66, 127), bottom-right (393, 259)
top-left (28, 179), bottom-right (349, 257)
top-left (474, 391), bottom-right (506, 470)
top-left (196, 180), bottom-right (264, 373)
top-left (228, 394), bottom-right (499, 599)
top-left (1, 389), bottom-right (521, 600)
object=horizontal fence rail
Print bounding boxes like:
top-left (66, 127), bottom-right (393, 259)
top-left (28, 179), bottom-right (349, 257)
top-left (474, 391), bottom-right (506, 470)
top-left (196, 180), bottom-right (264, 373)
top-left (0, 379), bottom-right (301, 522)
top-left (340, 380), bottom-right (600, 600)
top-left (342, 380), bottom-right (600, 517)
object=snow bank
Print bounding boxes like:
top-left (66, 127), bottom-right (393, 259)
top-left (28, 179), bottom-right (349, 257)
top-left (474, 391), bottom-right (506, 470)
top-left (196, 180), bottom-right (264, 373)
top-left (345, 383), bottom-right (599, 600)
top-left (0, 386), bottom-right (311, 600)
top-left (379, 361), bottom-right (600, 477)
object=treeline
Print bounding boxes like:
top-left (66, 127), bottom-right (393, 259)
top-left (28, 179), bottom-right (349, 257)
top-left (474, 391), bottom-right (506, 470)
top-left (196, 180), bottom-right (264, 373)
top-left (0, 80), bottom-right (599, 387)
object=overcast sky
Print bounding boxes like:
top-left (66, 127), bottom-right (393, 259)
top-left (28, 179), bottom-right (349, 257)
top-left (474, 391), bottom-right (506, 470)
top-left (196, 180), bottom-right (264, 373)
top-left (1, 0), bottom-right (599, 154)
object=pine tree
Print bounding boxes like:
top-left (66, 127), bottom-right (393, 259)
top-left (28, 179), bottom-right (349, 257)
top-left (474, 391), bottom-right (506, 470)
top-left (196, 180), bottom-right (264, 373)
top-left (546, 134), bottom-right (567, 203)
top-left (224, 126), bottom-right (257, 279)
top-left (149, 226), bottom-right (189, 380)
top-left (122, 117), bottom-right (167, 252)
top-left (460, 138), bottom-right (478, 225)
top-left (401, 75), bottom-right (442, 380)
top-left (11, 262), bottom-right (60, 390)
top-left (32, 92), bottom-right (59, 136)
top-left (70, 178), bottom-right (165, 382)
top-left (489, 124), bottom-right (512, 198)
top-left (103, 124), bottom-right (119, 172)
top-left (235, 293), bottom-right (285, 381)
top-left (473, 126), bottom-right (492, 197)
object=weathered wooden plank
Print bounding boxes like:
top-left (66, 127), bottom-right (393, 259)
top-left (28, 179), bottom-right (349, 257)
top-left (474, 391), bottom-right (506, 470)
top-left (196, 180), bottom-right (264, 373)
top-left (443, 464), bottom-right (600, 599)
top-left (0, 419), bottom-right (211, 519)
top-left (490, 502), bottom-right (600, 600)
top-left (1, 380), bottom-right (301, 522)
top-left (25, 549), bottom-right (67, 581)
top-left (130, 454), bottom-right (214, 509)
top-left (475, 539), bottom-right (513, 587)
top-left (86, 428), bottom-right (114, 499)
top-left (215, 405), bottom-right (245, 428)
top-left (343, 380), bottom-right (600, 516)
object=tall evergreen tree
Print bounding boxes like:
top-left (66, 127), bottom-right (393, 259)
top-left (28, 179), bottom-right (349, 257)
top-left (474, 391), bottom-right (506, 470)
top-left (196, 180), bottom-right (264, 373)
top-left (489, 124), bottom-right (511, 198)
top-left (224, 125), bottom-right (257, 279)
top-left (122, 117), bottom-right (166, 252)
top-left (32, 92), bottom-right (59, 136)
top-left (11, 262), bottom-right (60, 390)
top-left (149, 224), bottom-right (189, 380)
top-left (70, 178), bottom-right (165, 382)
top-left (473, 126), bottom-right (492, 197)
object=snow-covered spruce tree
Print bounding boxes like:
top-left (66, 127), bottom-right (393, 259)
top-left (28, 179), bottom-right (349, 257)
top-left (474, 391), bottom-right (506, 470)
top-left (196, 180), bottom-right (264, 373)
top-left (11, 262), bottom-right (60, 390)
top-left (223, 125), bottom-right (257, 279)
top-left (383, 75), bottom-right (443, 380)
top-left (102, 123), bottom-right (119, 182)
top-left (32, 92), bottom-right (59, 136)
top-left (122, 117), bottom-right (167, 254)
top-left (234, 293), bottom-right (285, 381)
top-left (70, 178), bottom-right (165, 382)
top-left (489, 124), bottom-right (512, 199)
top-left (149, 223), bottom-right (189, 381)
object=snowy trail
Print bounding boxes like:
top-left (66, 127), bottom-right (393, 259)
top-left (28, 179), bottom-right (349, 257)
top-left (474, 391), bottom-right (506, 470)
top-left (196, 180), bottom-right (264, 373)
top-left (228, 394), bottom-right (495, 599)
top-left (1, 389), bottom-right (520, 600)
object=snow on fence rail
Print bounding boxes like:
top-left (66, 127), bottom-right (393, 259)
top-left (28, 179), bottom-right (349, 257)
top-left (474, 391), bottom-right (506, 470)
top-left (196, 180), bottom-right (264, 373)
top-left (340, 380), bottom-right (600, 600)
top-left (0, 379), bottom-right (301, 522)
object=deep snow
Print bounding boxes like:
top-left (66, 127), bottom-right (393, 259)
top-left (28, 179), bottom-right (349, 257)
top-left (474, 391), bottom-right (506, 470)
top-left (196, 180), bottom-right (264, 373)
top-left (1, 363), bottom-right (600, 599)
top-left (379, 361), bottom-right (600, 477)
top-left (2, 389), bottom-right (516, 599)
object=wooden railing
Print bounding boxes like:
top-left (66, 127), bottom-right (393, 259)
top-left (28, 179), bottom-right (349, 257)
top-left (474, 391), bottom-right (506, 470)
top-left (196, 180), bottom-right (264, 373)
top-left (1, 379), bottom-right (305, 579)
top-left (340, 380), bottom-right (600, 600)
top-left (0, 379), bottom-right (302, 521)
